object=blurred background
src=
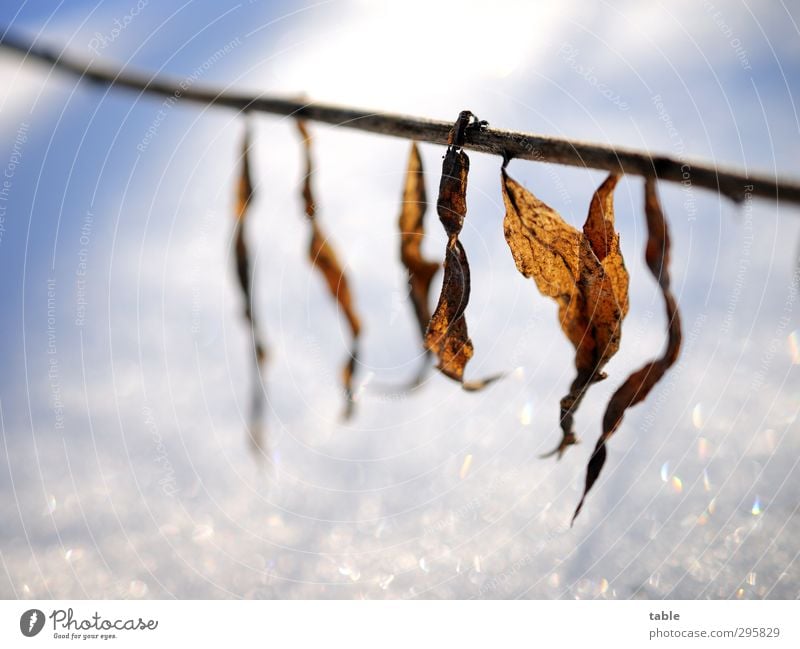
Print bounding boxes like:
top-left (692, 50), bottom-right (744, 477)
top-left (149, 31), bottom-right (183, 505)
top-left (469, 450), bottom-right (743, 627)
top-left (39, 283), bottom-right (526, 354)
top-left (0, 0), bottom-right (798, 599)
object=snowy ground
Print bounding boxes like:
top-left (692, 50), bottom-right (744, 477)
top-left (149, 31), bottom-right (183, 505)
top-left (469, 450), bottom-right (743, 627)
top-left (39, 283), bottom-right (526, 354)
top-left (1, 0), bottom-right (799, 599)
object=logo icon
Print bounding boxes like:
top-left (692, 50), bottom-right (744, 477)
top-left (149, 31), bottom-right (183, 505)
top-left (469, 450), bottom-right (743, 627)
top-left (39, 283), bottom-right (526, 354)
top-left (20, 609), bottom-right (45, 637)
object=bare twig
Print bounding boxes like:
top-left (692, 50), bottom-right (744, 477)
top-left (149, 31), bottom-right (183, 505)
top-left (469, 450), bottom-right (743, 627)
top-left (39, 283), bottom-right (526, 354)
top-left (2, 28), bottom-right (799, 205)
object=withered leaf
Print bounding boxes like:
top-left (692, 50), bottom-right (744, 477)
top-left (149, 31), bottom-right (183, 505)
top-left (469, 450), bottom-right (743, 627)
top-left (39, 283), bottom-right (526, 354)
top-left (425, 114), bottom-right (501, 391)
top-left (425, 236), bottom-right (472, 382)
top-left (572, 178), bottom-right (682, 523)
top-left (296, 120), bottom-right (316, 219)
top-left (307, 221), bottom-right (361, 337)
top-left (437, 142), bottom-right (470, 240)
top-left (501, 170), bottom-right (629, 458)
top-left (233, 124), bottom-right (267, 366)
top-left (233, 124), bottom-right (268, 458)
top-left (296, 119), bottom-right (362, 419)
top-left (399, 142), bottom-right (440, 342)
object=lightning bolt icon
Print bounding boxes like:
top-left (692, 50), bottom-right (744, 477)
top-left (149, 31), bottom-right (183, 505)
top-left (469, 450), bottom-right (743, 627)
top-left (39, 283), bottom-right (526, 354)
top-left (28, 611), bottom-right (37, 632)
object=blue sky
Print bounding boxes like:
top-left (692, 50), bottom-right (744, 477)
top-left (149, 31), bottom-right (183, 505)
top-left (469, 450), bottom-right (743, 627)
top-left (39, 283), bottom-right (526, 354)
top-left (0, 0), bottom-right (799, 599)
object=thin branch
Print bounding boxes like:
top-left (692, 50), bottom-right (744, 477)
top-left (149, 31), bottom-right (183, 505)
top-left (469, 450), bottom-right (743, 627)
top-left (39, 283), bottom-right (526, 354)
top-left (2, 28), bottom-right (799, 206)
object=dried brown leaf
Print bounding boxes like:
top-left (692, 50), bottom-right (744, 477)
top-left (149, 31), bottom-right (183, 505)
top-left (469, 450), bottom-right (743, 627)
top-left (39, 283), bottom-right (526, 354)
top-left (233, 124), bottom-right (267, 366)
top-left (437, 143), bottom-right (470, 240)
top-left (425, 236), bottom-right (473, 382)
top-left (501, 170), bottom-right (628, 457)
top-left (296, 119), bottom-right (362, 418)
top-left (307, 221), bottom-right (362, 337)
top-left (296, 119), bottom-right (316, 219)
top-left (232, 124), bottom-right (269, 459)
top-left (425, 115), bottom-right (501, 391)
top-left (572, 178), bottom-right (682, 522)
top-left (399, 142), bottom-right (440, 342)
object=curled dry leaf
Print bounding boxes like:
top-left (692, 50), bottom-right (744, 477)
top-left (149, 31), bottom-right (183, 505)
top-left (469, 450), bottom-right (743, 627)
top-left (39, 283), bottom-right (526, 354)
top-left (233, 124), bottom-right (268, 457)
top-left (425, 235), bottom-right (472, 382)
top-left (296, 119), bottom-right (362, 419)
top-left (233, 124), bottom-right (267, 365)
top-left (572, 178), bottom-right (682, 523)
top-left (399, 142), bottom-right (440, 342)
top-left (501, 169), bottom-right (629, 458)
top-left (424, 111), bottom-right (501, 391)
top-left (397, 142), bottom-right (440, 385)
